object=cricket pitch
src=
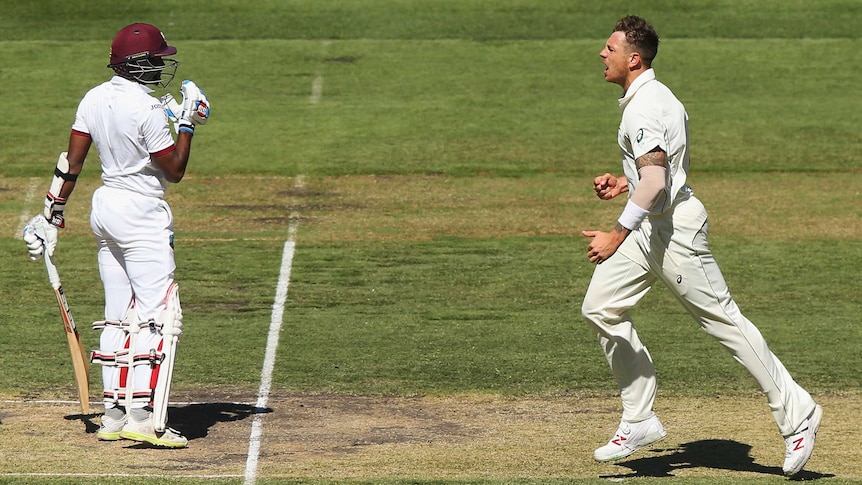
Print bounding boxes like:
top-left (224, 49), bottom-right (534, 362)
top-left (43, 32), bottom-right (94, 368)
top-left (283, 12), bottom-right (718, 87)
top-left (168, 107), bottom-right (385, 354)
top-left (0, 392), bottom-right (857, 481)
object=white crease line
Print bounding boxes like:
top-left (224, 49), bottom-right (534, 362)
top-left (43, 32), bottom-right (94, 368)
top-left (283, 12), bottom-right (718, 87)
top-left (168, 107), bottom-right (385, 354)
top-left (243, 206), bottom-right (299, 485)
top-left (1, 399), bottom-right (252, 406)
top-left (15, 177), bottom-right (40, 238)
top-left (0, 473), bottom-right (243, 479)
top-left (309, 40), bottom-right (331, 105)
top-left (310, 75), bottom-right (324, 104)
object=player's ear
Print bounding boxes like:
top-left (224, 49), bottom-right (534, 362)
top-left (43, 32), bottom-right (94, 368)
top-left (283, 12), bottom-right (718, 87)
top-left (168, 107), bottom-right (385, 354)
top-left (628, 51), bottom-right (642, 69)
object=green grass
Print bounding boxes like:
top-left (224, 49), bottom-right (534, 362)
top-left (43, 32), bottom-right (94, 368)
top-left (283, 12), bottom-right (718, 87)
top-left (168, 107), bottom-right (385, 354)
top-left (1, 0), bottom-right (858, 408)
top-left (4, 233), bottom-right (859, 397)
top-left (2, 36), bottom-right (861, 176)
top-left (1, 0), bottom-right (861, 41)
top-left (2, 2), bottom-right (862, 177)
top-left (0, 1), bottom-right (860, 483)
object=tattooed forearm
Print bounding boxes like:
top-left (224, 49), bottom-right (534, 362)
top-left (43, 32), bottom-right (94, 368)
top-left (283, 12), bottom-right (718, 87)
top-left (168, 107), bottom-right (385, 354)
top-left (613, 222), bottom-right (629, 235)
top-left (635, 148), bottom-right (667, 171)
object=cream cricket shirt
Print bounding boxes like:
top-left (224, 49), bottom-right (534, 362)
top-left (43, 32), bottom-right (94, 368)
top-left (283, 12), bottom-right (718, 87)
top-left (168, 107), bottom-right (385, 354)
top-left (72, 76), bottom-right (175, 198)
top-left (617, 69), bottom-right (693, 215)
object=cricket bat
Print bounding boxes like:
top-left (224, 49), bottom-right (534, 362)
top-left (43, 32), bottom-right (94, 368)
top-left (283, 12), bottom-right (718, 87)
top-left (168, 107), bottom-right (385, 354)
top-left (44, 252), bottom-right (90, 415)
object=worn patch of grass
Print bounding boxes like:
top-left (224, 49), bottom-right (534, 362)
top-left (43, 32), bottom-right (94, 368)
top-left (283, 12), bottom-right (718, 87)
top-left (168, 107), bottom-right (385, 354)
top-left (0, 394), bottom-right (858, 482)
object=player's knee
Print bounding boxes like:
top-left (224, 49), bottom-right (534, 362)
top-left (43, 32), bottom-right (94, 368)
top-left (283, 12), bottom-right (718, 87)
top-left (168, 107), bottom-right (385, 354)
top-left (581, 292), bottom-right (603, 323)
top-left (581, 292), bottom-right (627, 330)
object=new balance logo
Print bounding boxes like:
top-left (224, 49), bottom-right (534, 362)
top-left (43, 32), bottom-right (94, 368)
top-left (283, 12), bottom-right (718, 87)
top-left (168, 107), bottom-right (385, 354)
top-left (611, 435), bottom-right (628, 446)
top-left (792, 437), bottom-right (805, 451)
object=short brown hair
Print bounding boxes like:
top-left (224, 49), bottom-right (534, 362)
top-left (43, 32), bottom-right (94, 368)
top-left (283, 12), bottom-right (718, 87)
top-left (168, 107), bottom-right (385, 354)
top-left (614, 16), bottom-right (659, 65)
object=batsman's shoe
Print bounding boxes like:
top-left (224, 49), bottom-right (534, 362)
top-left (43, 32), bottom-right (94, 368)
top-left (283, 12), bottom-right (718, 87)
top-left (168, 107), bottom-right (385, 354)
top-left (97, 414), bottom-right (127, 441)
top-left (594, 415), bottom-right (667, 462)
top-left (120, 415), bottom-right (188, 448)
top-left (782, 404), bottom-right (823, 476)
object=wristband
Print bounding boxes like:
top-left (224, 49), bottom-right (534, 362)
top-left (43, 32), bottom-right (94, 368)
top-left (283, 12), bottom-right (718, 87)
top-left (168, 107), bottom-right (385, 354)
top-left (179, 125), bottom-right (195, 135)
top-left (618, 199), bottom-right (650, 231)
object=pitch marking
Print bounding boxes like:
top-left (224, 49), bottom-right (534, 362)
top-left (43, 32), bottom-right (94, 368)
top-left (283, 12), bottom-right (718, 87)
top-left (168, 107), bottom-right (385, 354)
top-left (310, 75), bottom-right (324, 104)
top-left (15, 177), bottom-right (40, 238)
top-left (243, 180), bottom-right (302, 484)
top-left (1, 473), bottom-right (243, 479)
top-left (309, 40), bottom-right (331, 105)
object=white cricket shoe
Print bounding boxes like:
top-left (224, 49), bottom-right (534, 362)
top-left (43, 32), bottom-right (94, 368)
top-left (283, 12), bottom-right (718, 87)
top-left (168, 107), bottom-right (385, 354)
top-left (119, 414), bottom-right (188, 448)
top-left (782, 404), bottom-right (822, 476)
top-left (594, 415), bottom-right (667, 462)
top-left (97, 414), bottom-right (127, 441)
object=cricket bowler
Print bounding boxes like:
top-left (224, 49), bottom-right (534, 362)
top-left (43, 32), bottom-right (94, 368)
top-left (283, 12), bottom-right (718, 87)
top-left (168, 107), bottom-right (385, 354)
top-left (580, 15), bottom-right (821, 476)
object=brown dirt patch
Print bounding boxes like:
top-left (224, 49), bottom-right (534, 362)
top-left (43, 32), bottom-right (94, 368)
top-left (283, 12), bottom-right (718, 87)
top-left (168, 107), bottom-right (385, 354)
top-left (0, 392), bottom-right (857, 481)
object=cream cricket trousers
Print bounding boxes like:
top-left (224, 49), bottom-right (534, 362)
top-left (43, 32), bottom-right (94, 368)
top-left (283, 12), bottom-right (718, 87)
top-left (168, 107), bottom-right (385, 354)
top-left (90, 186), bottom-right (176, 407)
top-left (581, 195), bottom-right (815, 436)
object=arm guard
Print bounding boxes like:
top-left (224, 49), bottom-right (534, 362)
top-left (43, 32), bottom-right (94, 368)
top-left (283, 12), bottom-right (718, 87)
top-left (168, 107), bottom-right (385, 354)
top-left (43, 152), bottom-right (77, 228)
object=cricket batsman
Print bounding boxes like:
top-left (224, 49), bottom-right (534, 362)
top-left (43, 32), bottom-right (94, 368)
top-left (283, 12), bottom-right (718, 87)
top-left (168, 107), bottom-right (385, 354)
top-left (23, 22), bottom-right (211, 447)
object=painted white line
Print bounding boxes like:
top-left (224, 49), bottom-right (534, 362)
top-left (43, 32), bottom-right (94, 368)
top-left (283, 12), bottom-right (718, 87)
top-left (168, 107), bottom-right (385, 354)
top-left (1, 399), bottom-right (252, 406)
top-left (243, 211), bottom-right (299, 485)
top-left (15, 177), bottom-right (40, 238)
top-left (309, 40), bottom-right (331, 105)
top-left (0, 473), bottom-right (243, 479)
top-left (310, 74), bottom-right (324, 104)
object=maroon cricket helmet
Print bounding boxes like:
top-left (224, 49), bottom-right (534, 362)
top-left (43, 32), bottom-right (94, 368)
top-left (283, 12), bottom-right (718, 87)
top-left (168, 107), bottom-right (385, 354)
top-left (109, 23), bottom-right (177, 65)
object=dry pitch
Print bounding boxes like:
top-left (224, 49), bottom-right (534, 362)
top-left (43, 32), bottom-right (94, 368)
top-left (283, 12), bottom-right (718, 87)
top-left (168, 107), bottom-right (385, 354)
top-left (0, 392), bottom-right (858, 481)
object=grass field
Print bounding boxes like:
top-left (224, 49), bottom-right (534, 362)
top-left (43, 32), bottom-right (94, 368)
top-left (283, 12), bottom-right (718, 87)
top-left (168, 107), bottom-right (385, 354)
top-left (1, 1), bottom-right (861, 483)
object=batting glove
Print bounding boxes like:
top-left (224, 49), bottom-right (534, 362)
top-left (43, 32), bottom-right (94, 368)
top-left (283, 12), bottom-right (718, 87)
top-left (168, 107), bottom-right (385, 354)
top-left (43, 192), bottom-right (67, 228)
top-left (180, 80), bottom-right (211, 128)
top-left (160, 92), bottom-right (196, 135)
top-left (161, 82), bottom-right (210, 135)
top-left (23, 215), bottom-right (58, 260)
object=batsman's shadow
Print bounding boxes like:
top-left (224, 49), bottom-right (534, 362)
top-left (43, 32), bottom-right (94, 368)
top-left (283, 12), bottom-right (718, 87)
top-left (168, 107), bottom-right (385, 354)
top-left (168, 402), bottom-right (272, 440)
top-left (65, 412), bottom-right (101, 434)
top-left (69, 402), bottom-right (272, 441)
top-left (602, 439), bottom-right (833, 481)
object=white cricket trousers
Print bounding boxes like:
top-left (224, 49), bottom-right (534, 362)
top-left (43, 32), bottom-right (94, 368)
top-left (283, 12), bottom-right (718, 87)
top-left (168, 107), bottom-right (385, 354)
top-left (90, 186), bottom-right (176, 407)
top-left (581, 195), bottom-right (816, 436)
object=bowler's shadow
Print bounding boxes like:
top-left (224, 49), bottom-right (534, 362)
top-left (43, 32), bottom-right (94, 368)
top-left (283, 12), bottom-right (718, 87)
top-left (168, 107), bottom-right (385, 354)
top-left (602, 439), bottom-right (833, 481)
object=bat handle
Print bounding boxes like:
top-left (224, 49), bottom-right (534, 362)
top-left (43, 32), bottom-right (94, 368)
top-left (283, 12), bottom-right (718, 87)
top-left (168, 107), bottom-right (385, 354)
top-left (44, 252), bottom-right (62, 289)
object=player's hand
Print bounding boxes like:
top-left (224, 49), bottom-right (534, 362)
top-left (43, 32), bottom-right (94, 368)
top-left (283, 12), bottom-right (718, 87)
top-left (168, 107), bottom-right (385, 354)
top-left (161, 93), bottom-right (181, 130)
top-left (582, 228), bottom-right (626, 264)
top-left (593, 173), bottom-right (625, 200)
top-left (160, 93), bottom-right (187, 135)
top-left (180, 80), bottom-right (211, 126)
top-left (23, 215), bottom-right (58, 260)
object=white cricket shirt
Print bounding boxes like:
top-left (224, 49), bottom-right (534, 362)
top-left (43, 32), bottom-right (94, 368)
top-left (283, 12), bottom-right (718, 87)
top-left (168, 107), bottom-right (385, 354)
top-left (617, 69), bottom-right (692, 215)
top-left (72, 76), bottom-right (175, 198)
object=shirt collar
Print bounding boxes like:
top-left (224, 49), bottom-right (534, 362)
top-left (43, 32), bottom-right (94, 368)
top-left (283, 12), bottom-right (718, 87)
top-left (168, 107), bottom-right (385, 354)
top-left (618, 68), bottom-right (656, 111)
top-left (111, 75), bottom-right (154, 94)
